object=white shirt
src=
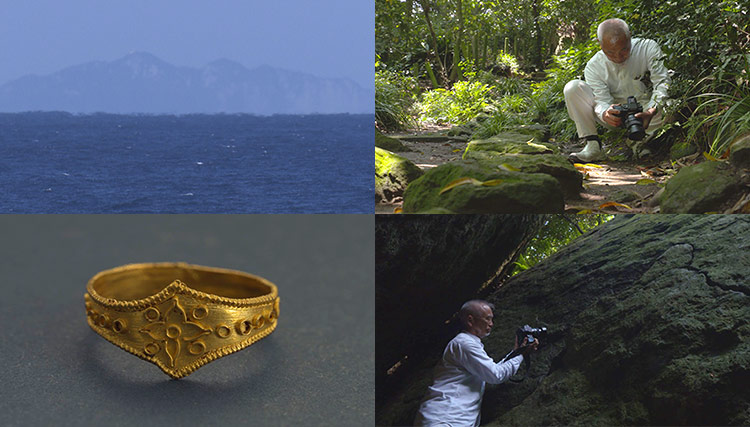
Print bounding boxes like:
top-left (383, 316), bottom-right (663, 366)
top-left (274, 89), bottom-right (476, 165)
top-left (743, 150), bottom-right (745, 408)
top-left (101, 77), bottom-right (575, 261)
top-left (584, 37), bottom-right (670, 120)
top-left (415, 332), bottom-right (523, 427)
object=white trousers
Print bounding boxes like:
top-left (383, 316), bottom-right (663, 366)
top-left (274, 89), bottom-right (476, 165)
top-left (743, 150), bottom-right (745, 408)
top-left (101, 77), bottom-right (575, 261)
top-left (563, 79), bottom-right (664, 139)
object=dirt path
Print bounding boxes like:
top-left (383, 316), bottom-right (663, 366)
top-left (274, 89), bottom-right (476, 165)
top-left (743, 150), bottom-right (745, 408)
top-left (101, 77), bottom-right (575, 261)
top-left (376, 129), bottom-right (701, 214)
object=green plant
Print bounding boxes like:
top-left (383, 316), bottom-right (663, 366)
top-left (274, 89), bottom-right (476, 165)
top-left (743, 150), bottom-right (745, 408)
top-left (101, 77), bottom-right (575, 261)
top-left (686, 55), bottom-right (750, 156)
top-left (375, 68), bottom-right (419, 131)
top-left (417, 80), bottom-right (493, 125)
top-left (495, 51), bottom-right (520, 75)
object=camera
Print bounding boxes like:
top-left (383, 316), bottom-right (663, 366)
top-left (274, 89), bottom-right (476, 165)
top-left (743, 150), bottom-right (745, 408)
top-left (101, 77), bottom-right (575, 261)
top-left (612, 96), bottom-right (646, 141)
top-left (516, 324), bottom-right (547, 345)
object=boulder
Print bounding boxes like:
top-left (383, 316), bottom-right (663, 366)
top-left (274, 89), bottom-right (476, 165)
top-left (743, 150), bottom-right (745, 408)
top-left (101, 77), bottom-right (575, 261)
top-left (375, 214), bottom-right (547, 409)
top-left (402, 161), bottom-right (565, 213)
top-left (375, 147), bottom-right (423, 203)
top-left (659, 161), bottom-right (740, 213)
top-left (377, 215), bottom-right (750, 426)
top-left (376, 130), bottom-right (411, 152)
top-left (730, 133), bottom-right (750, 169)
top-left (507, 123), bottom-right (550, 142)
top-left (463, 132), bottom-right (559, 156)
top-left (467, 154), bottom-right (582, 198)
top-left (669, 140), bottom-right (698, 160)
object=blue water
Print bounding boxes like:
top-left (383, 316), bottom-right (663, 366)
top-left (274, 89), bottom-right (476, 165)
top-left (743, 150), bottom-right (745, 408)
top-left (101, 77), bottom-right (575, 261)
top-left (0, 112), bottom-right (373, 213)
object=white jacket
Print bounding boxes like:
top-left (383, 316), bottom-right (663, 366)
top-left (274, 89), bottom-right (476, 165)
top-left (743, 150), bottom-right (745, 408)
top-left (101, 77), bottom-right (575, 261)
top-left (414, 332), bottom-right (523, 427)
top-left (584, 37), bottom-right (670, 120)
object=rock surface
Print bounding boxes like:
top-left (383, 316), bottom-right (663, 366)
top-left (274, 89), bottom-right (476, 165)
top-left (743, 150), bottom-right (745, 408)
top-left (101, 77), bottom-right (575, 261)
top-left (376, 130), bottom-right (411, 152)
top-left (730, 133), bottom-right (750, 169)
top-left (376, 215), bottom-right (547, 407)
top-left (377, 215), bottom-right (750, 426)
top-left (463, 132), bottom-right (558, 156)
top-left (375, 147), bottom-right (423, 203)
top-left (659, 161), bottom-right (740, 213)
top-left (402, 161), bottom-right (565, 213)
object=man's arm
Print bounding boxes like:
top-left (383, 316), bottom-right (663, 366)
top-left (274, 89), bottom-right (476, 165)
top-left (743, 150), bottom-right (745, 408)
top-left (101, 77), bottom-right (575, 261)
top-left (458, 339), bottom-right (523, 385)
top-left (584, 57), bottom-right (617, 123)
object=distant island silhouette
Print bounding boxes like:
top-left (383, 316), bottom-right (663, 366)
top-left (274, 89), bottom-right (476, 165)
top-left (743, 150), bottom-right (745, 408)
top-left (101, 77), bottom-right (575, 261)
top-left (0, 52), bottom-right (373, 114)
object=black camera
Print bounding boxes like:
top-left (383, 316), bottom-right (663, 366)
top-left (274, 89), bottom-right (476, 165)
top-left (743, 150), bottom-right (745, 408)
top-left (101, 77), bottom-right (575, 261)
top-left (612, 96), bottom-right (646, 141)
top-left (516, 324), bottom-right (547, 345)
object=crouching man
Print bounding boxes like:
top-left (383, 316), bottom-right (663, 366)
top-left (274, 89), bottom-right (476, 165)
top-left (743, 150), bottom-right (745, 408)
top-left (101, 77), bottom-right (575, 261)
top-left (565, 18), bottom-right (670, 161)
top-left (414, 300), bottom-right (538, 426)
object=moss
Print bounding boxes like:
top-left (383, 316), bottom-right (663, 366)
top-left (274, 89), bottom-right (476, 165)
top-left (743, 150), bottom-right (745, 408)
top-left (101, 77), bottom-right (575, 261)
top-left (660, 161), bottom-right (740, 213)
top-left (375, 130), bottom-right (411, 152)
top-left (670, 140), bottom-right (698, 160)
top-left (375, 147), bottom-right (423, 202)
top-left (402, 160), bottom-right (564, 213)
top-left (463, 132), bottom-right (559, 157)
top-left (468, 154), bottom-right (582, 198)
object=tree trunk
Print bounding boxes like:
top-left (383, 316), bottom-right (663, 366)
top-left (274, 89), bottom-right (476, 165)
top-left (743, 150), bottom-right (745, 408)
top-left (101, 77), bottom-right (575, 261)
top-left (449, 0), bottom-right (463, 81)
top-left (417, 0), bottom-right (449, 87)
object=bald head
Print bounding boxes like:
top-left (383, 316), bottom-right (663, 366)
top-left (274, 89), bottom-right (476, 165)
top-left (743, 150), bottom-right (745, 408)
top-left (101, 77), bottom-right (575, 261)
top-left (597, 19), bottom-right (632, 64)
top-left (459, 300), bottom-right (495, 338)
top-left (597, 18), bottom-right (630, 45)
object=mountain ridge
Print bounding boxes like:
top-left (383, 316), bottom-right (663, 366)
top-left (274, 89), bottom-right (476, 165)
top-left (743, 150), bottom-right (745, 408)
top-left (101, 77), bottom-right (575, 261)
top-left (0, 52), bottom-right (373, 114)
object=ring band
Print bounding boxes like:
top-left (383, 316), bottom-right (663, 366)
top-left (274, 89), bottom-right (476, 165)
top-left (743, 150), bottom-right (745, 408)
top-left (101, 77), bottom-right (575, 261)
top-left (84, 263), bottom-right (279, 379)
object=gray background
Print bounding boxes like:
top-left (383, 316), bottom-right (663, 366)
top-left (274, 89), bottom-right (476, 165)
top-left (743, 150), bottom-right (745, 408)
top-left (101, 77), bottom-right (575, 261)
top-left (0, 215), bottom-right (374, 426)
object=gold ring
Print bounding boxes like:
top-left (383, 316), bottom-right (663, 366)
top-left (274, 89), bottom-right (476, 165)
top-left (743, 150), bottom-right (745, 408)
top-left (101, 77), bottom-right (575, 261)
top-left (84, 262), bottom-right (279, 379)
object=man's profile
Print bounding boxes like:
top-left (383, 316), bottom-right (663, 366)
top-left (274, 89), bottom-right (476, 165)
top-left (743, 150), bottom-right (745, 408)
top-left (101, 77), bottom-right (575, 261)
top-left (565, 18), bottom-right (671, 161)
top-left (414, 300), bottom-right (537, 426)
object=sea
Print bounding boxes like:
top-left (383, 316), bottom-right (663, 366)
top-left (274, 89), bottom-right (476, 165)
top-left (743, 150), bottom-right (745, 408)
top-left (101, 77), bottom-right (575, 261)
top-left (0, 112), bottom-right (373, 213)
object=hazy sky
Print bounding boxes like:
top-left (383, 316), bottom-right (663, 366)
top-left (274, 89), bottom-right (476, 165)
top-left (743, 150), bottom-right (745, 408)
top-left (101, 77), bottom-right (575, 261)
top-left (0, 0), bottom-right (374, 89)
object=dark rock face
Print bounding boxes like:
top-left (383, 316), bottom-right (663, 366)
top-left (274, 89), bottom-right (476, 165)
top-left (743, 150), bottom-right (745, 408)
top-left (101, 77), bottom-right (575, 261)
top-left (375, 215), bottom-right (547, 406)
top-left (377, 215), bottom-right (750, 426)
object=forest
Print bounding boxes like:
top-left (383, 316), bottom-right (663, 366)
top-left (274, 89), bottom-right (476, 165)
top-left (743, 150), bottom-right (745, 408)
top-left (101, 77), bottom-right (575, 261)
top-left (375, 0), bottom-right (750, 214)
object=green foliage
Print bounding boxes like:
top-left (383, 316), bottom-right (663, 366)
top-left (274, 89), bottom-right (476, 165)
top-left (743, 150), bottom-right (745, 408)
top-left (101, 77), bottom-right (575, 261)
top-left (511, 214), bottom-right (613, 275)
top-left (375, 68), bottom-right (419, 131)
top-left (417, 80), bottom-right (493, 124)
top-left (495, 51), bottom-right (520, 75)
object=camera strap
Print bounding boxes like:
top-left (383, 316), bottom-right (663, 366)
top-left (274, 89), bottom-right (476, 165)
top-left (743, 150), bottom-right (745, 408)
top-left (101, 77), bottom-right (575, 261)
top-left (502, 347), bottom-right (531, 383)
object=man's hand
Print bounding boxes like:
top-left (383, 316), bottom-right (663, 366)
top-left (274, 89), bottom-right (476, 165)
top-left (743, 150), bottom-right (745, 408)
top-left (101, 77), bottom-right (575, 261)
top-left (603, 104), bottom-right (622, 127)
top-left (635, 107), bottom-right (657, 130)
top-left (515, 336), bottom-right (540, 352)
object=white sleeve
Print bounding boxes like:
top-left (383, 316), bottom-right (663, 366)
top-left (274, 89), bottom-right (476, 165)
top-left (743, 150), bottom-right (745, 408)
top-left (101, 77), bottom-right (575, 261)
top-left (584, 58), bottom-right (614, 120)
top-left (459, 340), bottom-right (523, 385)
top-left (644, 39), bottom-right (670, 111)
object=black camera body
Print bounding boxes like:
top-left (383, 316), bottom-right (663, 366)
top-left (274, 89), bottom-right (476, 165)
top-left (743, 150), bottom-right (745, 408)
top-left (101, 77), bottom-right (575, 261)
top-left (516, 324), bottom-right (547, 345)
top-left (612, 96), bottom-right (646, 141)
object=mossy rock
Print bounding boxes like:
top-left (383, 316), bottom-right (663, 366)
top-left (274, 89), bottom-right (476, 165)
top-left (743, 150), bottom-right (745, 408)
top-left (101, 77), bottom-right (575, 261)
top-left (376, 147), bottom-right (423, 202)
top-left (375, 130), bottom-right (411, 152)
top-left (659, 161), bottom-right (740, 213)
top-left (506, 123), bottom-right (550, 142)
top-left (464, 132), bottom-right (558, 158)
top-left (669, 140), bottom-right (698, 160)
top-left (469, 154), bottom-right (582, 198)
top-left (611, 189), bottom-right (642, 203)
top-left (729, 133), bottom-right (750, 169)
top-left (402, 160), bottom-right (564, 213)
top-left (447, 125), bottom-right (472, 137)
top-left (413, 207), bottom-right (457, 214)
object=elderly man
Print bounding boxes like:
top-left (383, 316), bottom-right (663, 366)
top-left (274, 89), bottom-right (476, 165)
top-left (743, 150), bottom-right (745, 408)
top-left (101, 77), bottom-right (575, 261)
top-left (565, 18), bottom-right (670, 161)
top-left (414, 300), bottom-right (537, 426)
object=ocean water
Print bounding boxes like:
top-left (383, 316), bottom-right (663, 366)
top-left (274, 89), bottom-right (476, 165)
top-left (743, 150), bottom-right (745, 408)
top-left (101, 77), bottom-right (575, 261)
top-left (0, 112), bottom-right (373, 213)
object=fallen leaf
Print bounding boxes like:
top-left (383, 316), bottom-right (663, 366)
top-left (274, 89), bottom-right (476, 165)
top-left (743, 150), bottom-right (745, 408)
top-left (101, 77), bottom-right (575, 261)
top-left (636, 178), bottom-right (657, 185)
top-left (703, 151), bottom-right (719, 161)
top-left (576, 209), bottom-right (593, 214)
top-left (439, 177), bottom-right (483, 194)
top-left (526, 140), bottom-right (551, 151)
top-left (481, 179), bottom-right (504, 187)
top-left (599, 201), bottom-right (633, 210)
top-left (720, 148), bottom-right (731, 159)
top-left (394, 207), bottom-right (403, 214)
top-left (498, 163), bottom-right (520, 172)
top-left (452, 148), bottom-right (462, 153)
